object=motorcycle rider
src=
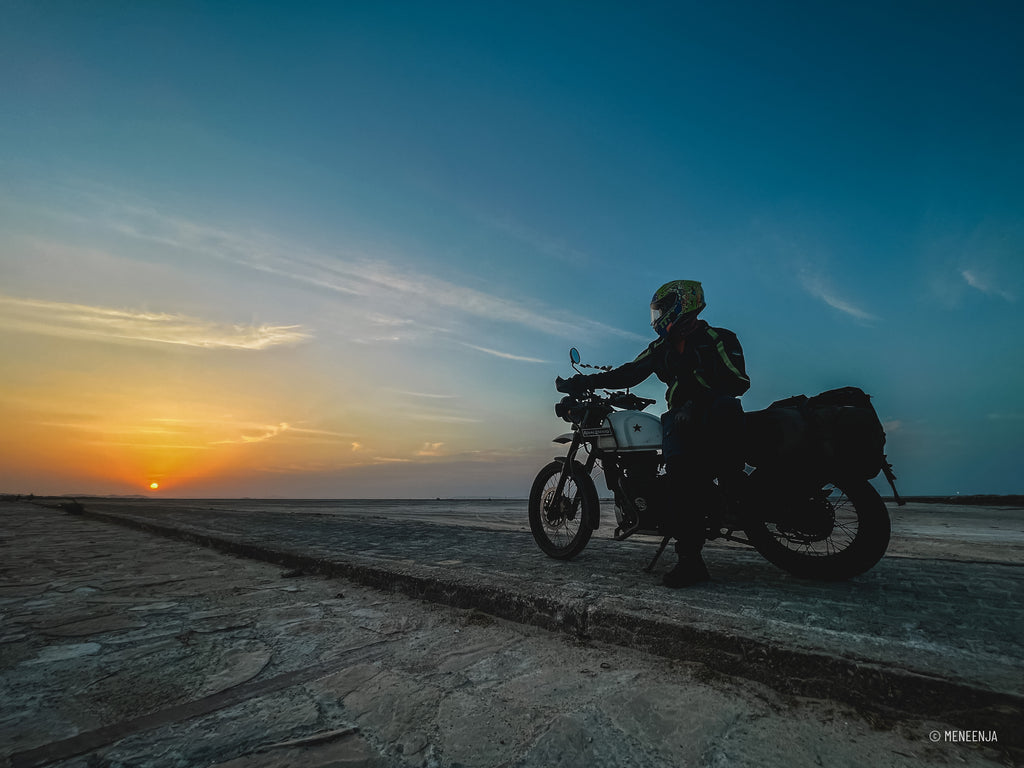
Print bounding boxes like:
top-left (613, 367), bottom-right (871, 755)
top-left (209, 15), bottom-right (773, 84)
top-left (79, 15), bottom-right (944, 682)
top-left (556, 280), bottom-right (750, 587)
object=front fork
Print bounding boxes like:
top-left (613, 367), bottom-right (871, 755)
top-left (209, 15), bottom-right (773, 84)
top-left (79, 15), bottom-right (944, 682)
top-left (551, 432), bottom-right (598, 528)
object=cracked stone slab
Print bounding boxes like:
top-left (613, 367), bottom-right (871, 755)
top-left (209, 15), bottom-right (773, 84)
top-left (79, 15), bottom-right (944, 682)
top-left (2, 501), bottom-right (1017, 768)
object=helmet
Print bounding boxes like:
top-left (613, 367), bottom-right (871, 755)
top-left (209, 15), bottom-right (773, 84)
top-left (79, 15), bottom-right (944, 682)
top-left (650, 280), bottom-right (705, 338)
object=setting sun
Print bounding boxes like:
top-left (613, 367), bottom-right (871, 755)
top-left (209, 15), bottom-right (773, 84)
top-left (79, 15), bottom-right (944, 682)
top-left (149, 482), bottom-right (159, 490)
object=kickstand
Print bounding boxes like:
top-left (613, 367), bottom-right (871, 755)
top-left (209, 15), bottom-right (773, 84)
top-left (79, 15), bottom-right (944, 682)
top-left (882, 457), bottom-right (906, 506)
top-left (645, 536), bottom-right (671, 573)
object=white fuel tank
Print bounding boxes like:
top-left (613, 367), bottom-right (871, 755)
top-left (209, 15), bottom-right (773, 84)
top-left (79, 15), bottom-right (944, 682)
top-left (603, 410), bottom-right (663, 451)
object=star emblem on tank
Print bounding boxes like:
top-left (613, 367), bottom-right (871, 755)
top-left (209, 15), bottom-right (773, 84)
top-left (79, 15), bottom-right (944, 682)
top-left (633, 424), bottom-right (642, 432)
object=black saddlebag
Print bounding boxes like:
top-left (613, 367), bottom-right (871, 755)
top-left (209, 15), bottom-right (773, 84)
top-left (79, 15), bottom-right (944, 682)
top-left (744, 402), bottom-right (811, 469)
top-left (745, 387), bottom-right (886, 479)
top-left (805, 386), bottom-right (886, 479)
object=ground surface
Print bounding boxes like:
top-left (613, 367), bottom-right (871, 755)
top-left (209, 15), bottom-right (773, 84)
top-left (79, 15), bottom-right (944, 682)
top-left (1, 500), bottom-right (1019, 767)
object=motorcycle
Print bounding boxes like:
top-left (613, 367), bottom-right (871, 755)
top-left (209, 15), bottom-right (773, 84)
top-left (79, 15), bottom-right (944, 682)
top-left (528, 348), bottom-right (903, 580)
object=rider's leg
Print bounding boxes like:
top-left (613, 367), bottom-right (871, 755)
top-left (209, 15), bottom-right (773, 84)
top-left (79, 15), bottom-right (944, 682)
top-left (660, 406), bottom-right (712, 587)
top-left (660, 397), bottom-right (745, 587)
top-left (661, 454), bottom-right (712, 587)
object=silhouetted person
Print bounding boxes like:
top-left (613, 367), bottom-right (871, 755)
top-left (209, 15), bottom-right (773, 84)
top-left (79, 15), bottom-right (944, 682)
top-left (557, 280), bottom-right (750, 587)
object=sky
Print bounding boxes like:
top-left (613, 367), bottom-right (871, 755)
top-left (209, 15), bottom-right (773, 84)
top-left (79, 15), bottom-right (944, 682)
top-left (1, 1), bottom-right (1022, 498)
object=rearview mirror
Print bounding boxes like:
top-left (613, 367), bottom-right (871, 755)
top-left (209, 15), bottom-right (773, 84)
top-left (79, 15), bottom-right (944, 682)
top-left (569, 347), bottom-right (581, 365)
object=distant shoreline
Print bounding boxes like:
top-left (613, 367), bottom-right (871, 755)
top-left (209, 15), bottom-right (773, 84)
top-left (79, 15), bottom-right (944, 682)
top-left (5, 493), bottom-right (1024, 508)
top-left (888, 495), bottom-right (1024, 507)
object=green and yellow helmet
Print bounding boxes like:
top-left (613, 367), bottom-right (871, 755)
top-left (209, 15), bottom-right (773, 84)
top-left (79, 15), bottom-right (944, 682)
top-left (650, 280), bottom-right (705, 338)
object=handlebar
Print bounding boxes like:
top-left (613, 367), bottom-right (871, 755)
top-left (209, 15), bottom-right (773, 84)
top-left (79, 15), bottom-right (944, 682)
top-left (554, 388), bottom-right (656, 424)
top-left (558, 349), bottom-right (656, 413)
top-left (560, 389), bottom-right (656, 411)
top-left (607, 391), bottom-right (658, 410)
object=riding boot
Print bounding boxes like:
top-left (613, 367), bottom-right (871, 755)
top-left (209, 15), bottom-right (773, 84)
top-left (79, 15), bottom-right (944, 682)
top-left (662, 538), bottom-right (710, 588)
top-left (662, 554), bottom-right (710, 588)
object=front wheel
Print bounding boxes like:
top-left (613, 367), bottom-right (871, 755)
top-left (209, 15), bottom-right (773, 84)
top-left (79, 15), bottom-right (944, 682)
top-left (529, 460), bottom-right (597, 559)
top-left (745, 478), bottom-right (890, 580)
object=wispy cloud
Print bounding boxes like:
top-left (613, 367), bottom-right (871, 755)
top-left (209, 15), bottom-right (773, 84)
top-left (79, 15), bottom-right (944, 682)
top-left (210, 422), bottom-right (356, 446)
top-left (56, 190), bottom-right (645, 344)
top-left (799, 273), bottom-right (879, 322)
top-left (0, 296), bottom-right (311, 350)
top-left (987, 412), bottom-right (1024, 421)
top-left (460, 343), bottom-right (547, 363)
top-left (408, 413), bottom-right (483, 424)
top-left (390, 390), bottom-right (459, 400)
top-left (211, 422), bottom-right (291, 444)
top-left (961, 270), bottom-right (1015, 302)
top-left (480, 212), bottom-right (591, 267)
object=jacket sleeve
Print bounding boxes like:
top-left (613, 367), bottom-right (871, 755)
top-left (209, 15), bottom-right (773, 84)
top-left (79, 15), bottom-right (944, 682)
top-left (578, 342), bottom-right (659, 391)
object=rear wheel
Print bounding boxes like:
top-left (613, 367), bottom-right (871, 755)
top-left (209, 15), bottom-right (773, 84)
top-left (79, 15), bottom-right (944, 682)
top-left (745, 478), bottom-right (890, 580)
top-left (529, 460), bottom-right (596, 559)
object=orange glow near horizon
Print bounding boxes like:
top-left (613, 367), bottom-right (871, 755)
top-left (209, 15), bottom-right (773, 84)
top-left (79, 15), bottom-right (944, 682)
top-left (0, 329), bottom-right (509, 497)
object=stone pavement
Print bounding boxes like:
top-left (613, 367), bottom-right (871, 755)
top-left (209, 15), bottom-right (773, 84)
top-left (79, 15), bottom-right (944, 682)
top-left (82, 499), bottom-right (1024, 704)
top-left (1, 499), bottom-right (1020, 767)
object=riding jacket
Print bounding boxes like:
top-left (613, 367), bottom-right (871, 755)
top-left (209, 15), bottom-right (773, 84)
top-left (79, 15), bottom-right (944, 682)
top-left (570, 321), bottom-right (750, 410)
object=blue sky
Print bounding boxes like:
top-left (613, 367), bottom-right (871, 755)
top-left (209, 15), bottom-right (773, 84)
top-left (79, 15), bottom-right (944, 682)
top-left (1, 1), bottom-right (1022, 496)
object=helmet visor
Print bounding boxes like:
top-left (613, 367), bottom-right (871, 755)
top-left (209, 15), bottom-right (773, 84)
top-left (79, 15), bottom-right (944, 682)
top-left (650, 294), bottom-right (676, 328)
top-left (650, 305), bottom-right (664, 328)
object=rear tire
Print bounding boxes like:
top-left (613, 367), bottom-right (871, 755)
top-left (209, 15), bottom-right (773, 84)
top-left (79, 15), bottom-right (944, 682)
top-left (529, 460), bottom-right (597, 559)
top-left (745, 478), bottom-right (890, 580)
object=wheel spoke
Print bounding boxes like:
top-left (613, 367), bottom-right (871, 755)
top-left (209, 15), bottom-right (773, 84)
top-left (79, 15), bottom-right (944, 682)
top-left (529, 461), bottom-right (595, 560)
top-left (542, 477), bottom-right (581, 547)
top-left (770, 483), bottom-right (859, 558)
top-left (748, 477), bottom-right (890, 580)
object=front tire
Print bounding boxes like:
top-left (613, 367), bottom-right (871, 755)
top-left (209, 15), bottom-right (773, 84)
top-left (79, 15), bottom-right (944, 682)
top-left (745, 478), bottom-right (890, 580)
top-left (529, 460), bottom-right (597, 559)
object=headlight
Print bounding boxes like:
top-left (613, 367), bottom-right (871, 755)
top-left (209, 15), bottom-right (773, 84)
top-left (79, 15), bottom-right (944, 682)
top-left (555, 396), bottom-right (576, 422)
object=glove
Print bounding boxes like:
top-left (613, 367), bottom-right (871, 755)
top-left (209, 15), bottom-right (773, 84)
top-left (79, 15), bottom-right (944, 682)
top-left (555, 374), bottom-right (588, 393)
